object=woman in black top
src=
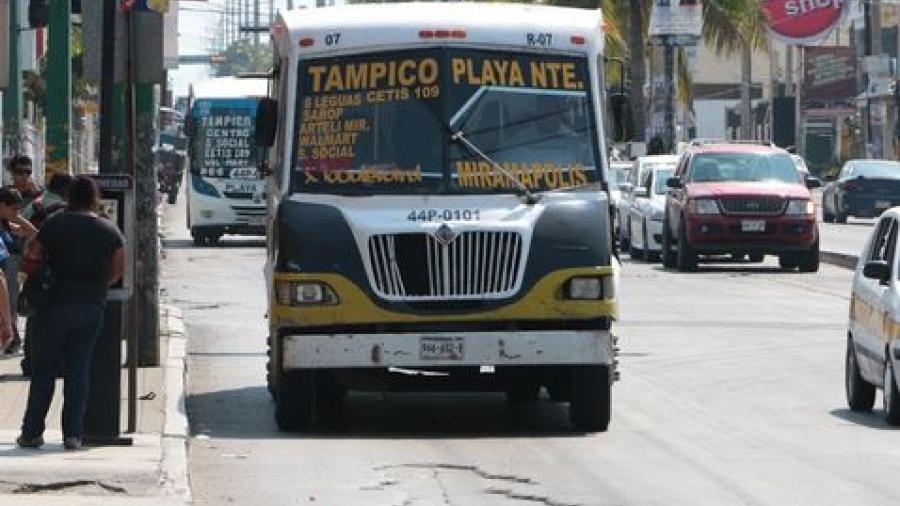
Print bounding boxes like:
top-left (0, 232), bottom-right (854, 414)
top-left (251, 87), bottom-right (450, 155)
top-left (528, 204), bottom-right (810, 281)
top-left (17, 176), bottom-right (125, 450)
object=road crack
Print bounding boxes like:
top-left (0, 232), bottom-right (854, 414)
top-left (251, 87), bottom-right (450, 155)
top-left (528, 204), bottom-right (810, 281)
top-left (375, 463), bottom-right (537, 485)
top-left (485, 487), bottom-right (582, 506)
top-left (12, 480), bottom-right (129, 494)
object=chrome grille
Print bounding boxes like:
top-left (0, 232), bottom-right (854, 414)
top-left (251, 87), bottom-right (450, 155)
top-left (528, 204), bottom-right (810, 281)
top-left (718, 197), bottom-right (785, 215)
top-left (368, 231), bottom-right (523, 299)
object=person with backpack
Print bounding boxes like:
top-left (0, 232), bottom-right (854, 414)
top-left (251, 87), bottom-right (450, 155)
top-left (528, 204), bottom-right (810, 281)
top-left (18, 173), bottom-right (74, 374)
top-left (17, 176), bottom-right (125, 451)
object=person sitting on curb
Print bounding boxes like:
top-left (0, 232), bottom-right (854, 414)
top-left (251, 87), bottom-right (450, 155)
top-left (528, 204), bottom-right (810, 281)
top-left (17, 176), bottom-right (125, 451)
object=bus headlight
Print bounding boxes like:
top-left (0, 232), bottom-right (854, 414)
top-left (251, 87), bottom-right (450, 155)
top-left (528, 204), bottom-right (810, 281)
top-left (276, 281), bottom-right (339, 306)
top-left (563, 276), bottom-right (603, 300)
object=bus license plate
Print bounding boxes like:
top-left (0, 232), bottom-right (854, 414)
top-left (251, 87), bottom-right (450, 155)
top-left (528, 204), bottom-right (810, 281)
top-left (741, 220), bottom-right (766, 233)
top-left (420, 337), bottom-right (465, 361)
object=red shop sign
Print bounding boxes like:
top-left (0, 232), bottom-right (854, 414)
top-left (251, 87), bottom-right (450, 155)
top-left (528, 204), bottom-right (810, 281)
top-left (764, 0), bottom-right (847, 44)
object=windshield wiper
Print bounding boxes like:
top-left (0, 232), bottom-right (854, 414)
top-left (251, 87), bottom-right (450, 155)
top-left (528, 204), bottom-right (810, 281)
top-left (451, 130), bottom-right (539, 205)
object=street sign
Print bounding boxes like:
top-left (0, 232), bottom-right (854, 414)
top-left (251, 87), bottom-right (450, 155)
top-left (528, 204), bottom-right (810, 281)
top-left (649, 0), bottom-right (702, 42)
top-left (763, 0), bottom-right (848, 45)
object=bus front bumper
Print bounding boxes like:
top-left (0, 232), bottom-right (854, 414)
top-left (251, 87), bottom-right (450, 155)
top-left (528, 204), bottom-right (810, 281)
top-left (282, 330), bottom-right (612, 369)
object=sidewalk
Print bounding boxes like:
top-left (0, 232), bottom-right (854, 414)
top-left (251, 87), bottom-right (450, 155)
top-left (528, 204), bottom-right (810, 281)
top-left (0, 306), bottom-right (190, 505)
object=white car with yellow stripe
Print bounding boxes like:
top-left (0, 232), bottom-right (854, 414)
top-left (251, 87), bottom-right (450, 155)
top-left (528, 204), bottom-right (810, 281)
top-left (847, 208), bottom-right (900, 425)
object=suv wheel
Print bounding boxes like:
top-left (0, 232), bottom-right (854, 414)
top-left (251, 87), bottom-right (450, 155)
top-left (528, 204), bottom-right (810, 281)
top-left (661, 219), bottom-right (677, 268)
top-left (884, 359), bottom-right (900, 426)
top-left (569, 365), bottom-right (611, 432)
top-left (797, 239), bottom-right (820, 273)
top-left (846, 339), bottom-right (875, 412)
top-left (676, 221), bottom-right (697, 272)
top-left (778, 254), bottom-right (799, 270)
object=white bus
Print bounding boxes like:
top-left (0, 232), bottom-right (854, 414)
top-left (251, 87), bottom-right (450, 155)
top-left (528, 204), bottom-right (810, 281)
top-left (186, 77), bottom-right (269, 245)
top-left (261, 3), bottom-right (625, 432)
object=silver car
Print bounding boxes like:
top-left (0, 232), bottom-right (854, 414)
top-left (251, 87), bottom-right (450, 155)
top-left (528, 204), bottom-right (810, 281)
top-left (618, 155), bottom-right (679, 250)
top-left (626, 165), bottom-right (676, 260)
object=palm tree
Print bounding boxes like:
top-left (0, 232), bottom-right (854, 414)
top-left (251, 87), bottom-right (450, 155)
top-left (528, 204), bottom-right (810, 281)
top-left (701, 0), bottom-right (769, 140)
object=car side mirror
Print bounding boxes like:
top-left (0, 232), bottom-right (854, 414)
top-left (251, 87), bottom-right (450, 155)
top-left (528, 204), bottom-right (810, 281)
top-left (256, 98), bottom-right (278, 148)
top-left (634, 187), bottom-right (649, 198)
top-left (863, 260), bottom-right (891, 284)
top-left (805, 176), bottom-right (822, 189)
top-left (666, 177), bottom-right (682, 189)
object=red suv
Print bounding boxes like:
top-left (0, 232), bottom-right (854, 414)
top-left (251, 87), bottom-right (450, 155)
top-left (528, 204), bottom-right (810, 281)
top-left (661, 142), bottom-right (819, 272)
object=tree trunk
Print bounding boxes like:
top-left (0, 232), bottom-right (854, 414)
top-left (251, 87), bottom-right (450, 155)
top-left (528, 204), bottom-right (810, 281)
top-left (628, 0), bottom-right (646, 142)
top-left (740, 42), bottom-right (752, 140)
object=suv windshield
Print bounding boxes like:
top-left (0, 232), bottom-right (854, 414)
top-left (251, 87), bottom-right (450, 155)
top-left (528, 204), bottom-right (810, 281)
top-left (190, 98), bottom-right (260, 178)
top-left (293, 48), bottom-right (600, 195)
top-left (688, 152), bottom-right (800, 184)
top-left (849, 161), bottom-right (900, 179)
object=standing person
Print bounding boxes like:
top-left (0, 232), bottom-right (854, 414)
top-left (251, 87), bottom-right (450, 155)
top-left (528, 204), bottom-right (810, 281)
top-left (0, 188), bottom-right (37, 354)
top-left (0, 188), bottom-right (29, 353)
top-left (19, 173), bottom-right (75, 374)
top-left (17, 176), bottom-right (125, 450)
top-left (3, 156), bottom-right (42, 354)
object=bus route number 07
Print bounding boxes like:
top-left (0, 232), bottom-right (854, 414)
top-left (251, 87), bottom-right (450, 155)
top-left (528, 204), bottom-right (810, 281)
top-left (325, 32), bottom-right (342, 46)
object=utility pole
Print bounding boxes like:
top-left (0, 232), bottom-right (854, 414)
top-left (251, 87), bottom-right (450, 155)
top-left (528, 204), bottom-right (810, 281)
top-left (663, 36), bottom-right (675, 152)
top-left (740, 42), bottom-right (752, 140)
top-left (46, 0), bottom-right (71, 175)
top-left (3, 0), bottom-right (21, 158)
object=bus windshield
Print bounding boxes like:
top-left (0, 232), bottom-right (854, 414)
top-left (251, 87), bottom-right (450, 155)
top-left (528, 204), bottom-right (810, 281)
top-left (292, 48), bottom-right (600, 195)
top-left (190, 98), bottom-right (260, 179)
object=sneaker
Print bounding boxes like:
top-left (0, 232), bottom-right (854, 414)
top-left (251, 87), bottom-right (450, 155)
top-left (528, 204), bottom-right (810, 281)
top-left (16, 434), bottom-right (43, 448)
top-left (4, 336), bottom-right (21, 354)
top-left (63, 437), bottom-right (82, 450)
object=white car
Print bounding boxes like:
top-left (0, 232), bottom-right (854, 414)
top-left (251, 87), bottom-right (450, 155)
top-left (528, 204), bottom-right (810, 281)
top-left (618, 155), bottom-right (680, 249)
top-left (608, 161), bottom-right (633, 243)
top-left (846, 208), bottom-right (900, 425)
top-left (626, 165), bottom-right (676, 260)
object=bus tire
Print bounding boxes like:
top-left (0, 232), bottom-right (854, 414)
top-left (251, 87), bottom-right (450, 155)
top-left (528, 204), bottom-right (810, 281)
top-left (569, 365), bottom-right (611, 432)
top-left (275, 368), bottom-right (317, 432)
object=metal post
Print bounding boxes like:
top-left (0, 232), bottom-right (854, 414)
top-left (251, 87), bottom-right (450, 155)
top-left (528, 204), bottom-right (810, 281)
top-left (46, 0), bottom-right (71, 175)
top-left (3, 0), bottom-right (22, 156)
top-left (663, 38), bottom-right (675, 152)
top-left (85, 0), bottom-right (130, 445)
top-left (254, 0), bottom-right (260, 45)
top-left (740, 42), bottom-right (752, 140)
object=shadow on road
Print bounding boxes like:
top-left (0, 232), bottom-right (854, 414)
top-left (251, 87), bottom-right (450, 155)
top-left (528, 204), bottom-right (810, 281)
top-left (187, 386), bottom-right (585, 440)
top-left (646, 264), bottom-right (795, 275)
top-left (162, 238), bottom-right (266, 250)
top-left (830, 408), bottom-right (899, 430)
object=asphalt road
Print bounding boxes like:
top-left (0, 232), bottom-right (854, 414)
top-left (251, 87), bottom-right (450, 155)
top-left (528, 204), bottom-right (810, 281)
top-left (162, 190), bottom-right (900, 506)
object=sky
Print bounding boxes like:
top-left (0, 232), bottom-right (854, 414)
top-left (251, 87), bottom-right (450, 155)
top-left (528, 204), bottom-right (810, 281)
top-left (170, 0), bottom-right (325, 99)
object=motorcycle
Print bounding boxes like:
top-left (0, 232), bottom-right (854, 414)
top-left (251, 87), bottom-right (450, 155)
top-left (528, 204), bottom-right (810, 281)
top-left (155, 145), bottom-right (186, 204)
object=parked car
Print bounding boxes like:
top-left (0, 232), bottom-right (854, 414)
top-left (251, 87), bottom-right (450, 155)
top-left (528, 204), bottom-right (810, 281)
top-left (618, 155), bottom-right (680, 249)
top-left (609, 160), bottom-right (633, 243)
top-left (626, 165), bottom-right (676, 260)
top-left (661, 141), bottom-right (820, 272)
top-left (822, 160), bottom-right (900, 223)
top-left (846, 209), bottom-right (900, 425)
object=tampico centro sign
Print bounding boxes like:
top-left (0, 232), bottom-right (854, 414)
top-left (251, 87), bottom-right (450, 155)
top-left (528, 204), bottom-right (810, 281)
top-left (764, 0), bottom-right (847, 44)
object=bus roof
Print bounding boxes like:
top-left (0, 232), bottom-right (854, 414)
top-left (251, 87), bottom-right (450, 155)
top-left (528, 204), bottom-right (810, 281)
top-left (189, 77), bottom-right (269, 100)
top-left (273, 3), bottom-right (604, 57)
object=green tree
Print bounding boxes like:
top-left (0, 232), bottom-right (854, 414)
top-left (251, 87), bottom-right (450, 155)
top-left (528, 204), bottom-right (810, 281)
top-left (214, 40), bottom-right (273, 77)
top-left (701, 0), bottom-right (769, 139)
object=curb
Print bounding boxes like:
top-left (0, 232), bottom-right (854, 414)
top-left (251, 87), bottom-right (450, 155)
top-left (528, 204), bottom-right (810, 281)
top-left (159, 305), bottom-right (192, 504)
top-left (820, 250), bottom-right (858, 271)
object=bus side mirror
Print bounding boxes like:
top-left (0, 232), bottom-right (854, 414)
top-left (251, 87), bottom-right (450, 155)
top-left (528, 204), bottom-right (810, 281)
top-left (609, 94), bottom-right (633, 142)
top-left (256, 98), bottom-right (278, 148)
top-left (184, 116), bottom-right (195, 137)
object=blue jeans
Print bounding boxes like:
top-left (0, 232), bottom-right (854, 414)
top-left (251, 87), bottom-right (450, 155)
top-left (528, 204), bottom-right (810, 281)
top-left (21, 300), bottom-right (105, 439)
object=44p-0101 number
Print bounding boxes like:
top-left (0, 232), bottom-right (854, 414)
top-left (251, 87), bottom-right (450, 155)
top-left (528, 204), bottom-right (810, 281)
top-left (407, 209), bottom-right (481, 222)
